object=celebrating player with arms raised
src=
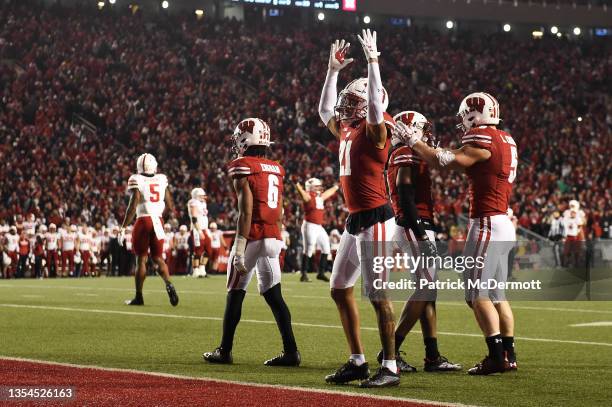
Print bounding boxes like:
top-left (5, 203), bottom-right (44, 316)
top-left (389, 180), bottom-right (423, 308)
top-left (120, 153), bottom-right (179, 307)
top-left (295, 178), bottom-right (338, 282)
top-left (203, 118), bottom-right (300, 367)
top-left (395, 92), bottom-right (518, 375)
top-left (318, 30), bottom-right (399, 388)
top-left (386, 111), bottom-right (462, 373)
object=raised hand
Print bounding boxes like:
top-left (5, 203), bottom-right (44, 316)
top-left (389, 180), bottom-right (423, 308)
top-left (357, 29), bottom-right (380, 61)
top-left (328, 39), bottom-right (354, 72)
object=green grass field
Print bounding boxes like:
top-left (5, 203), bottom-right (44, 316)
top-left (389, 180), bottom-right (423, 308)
top-left (1, 276), bottom-right (611, 406)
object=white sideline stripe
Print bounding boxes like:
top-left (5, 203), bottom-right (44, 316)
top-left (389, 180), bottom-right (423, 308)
top-left (2, 303), bottom-right (611, 348)
top-left (2, 284), bottom-right (612, 315)
top-left (570, 321), bottom-right (612, 327)
top-left (0, 356), bottom-right (478, 407)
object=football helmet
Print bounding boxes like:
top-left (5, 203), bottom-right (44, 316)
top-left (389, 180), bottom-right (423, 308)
top-left (457, 92), bottom-right (500, 133)
top-left (70, 225), bottom-right (77, 232)
top-left (569, 200), bottom-right (580, 210)
top-left (39, 225), bottom-right (48, 233)
top-left (49, 223), bottom-right (57, 231)
top-left (164, 223), bottom-right (171, 232)
top-left (392, 111), bottom-right (434, 147)
top-left (209, 222), bottom-right (218, 230)
top-left (232, 118), bottom-right (272, 156)
top-left (191, 187), bottom-right (207, 200)
top-left (136, 153), bottom-right (158, 175)
top-left (334, 78), bottom-right (389, 123)
top-left (305, 178), bottom-right (323, 192)
top-left (179, 225), bottom-right (188, 232)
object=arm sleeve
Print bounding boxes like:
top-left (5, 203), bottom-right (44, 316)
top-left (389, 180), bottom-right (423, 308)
top-left (461, 133), bottom-right (493, 150)
top-left (227, 158), bottom-right (253, 179)
top-left (397, 184), bottom-right (427, 239)
top-left (366, 62), bottom-right (384, 125)
top-left (318, 69), bottom-right (338, 125)
top-left (127, 175), bottom-right (140, 191)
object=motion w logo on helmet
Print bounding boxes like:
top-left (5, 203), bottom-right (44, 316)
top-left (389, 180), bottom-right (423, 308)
top-left (466, 97), bottom-right (486, 113)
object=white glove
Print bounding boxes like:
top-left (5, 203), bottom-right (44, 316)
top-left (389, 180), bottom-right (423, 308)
top-left (357, 29), bottom-right (380, 61)
top-left (328, 39), bottom-right (354, 72)
top-left (233, 255), bottom-right (248, 275)
top-left (393, 120), bottom-right (422, 147)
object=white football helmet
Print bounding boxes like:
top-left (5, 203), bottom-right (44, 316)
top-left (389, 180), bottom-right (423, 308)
top-left (191, 187), bottom-right (206, 200)
top-left (209, 222), bottom-right (218, 230)
top-left (164, 223), bottom-right (172, 232)
top-left (179, 225), bottom-right (188, 232)
top-left (136, 153), bottom-right (158, 175)
top-left (232, 118), bottom-right (272, 156)
top-left (569, 200), bottom-right (580, 210)
top-left (305, 178), bottom-right (323, 192)
top-left (392, 111), bottom-right (433, 147)
top-left (39, 225), bottom-right (48, 233)
top-left (49, 223), bottom-right (56, 231)
top-left (70, 225), bottom-right (77, 232)
top-left (457, 92), bottom-right (500, 133)
top-left (334, 78), bottom-right (389, 122)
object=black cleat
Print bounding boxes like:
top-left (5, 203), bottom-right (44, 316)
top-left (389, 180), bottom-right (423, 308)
top-left (325, 360), bottom-right (370, 384)
top-left (316, 273), bottom-right (329, 282)
top-left (124, 297), bottom-right (144, 306)
top-left (377, 350), bottom-right (417, 373)
top-left (424, 355), bottom-right (463, 372)
top-left (166, 283), bottom-right (179, 306)
top-left (264, 351), bottom-right (301, 367)
top-left (203, 347), bottom-right (233, 364)
top-left (360, 367), bottom-right (400, 388)
top-left (467, 356), bottom-right (508, 375)
top-left (504, 351), bottom-right (518, 371)
top-left (300, 274), bottom-right (311, 282)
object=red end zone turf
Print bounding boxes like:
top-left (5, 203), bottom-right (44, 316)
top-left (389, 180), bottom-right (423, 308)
top-left (0, 358), bottom-right (451, 407)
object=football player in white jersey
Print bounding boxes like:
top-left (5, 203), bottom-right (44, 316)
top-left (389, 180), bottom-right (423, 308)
top-left (44, 224), bottom-right (60, 277)
top-left (120, 153), bottom-right (178, 306)
top-left (188, 187), bottom-right (210, 278)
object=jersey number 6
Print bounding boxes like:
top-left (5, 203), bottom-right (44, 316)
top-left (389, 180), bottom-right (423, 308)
top-left (267, 175), bottom-right (279, 209)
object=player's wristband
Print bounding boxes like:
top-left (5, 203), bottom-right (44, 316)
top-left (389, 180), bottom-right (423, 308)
top-left (234, 235), bottom-right (247, 257)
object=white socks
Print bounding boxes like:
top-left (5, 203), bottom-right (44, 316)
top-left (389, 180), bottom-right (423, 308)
top-left (350, 354), bottom-right (366, 366)
top-left (382, 359), bottom-right (397, 373)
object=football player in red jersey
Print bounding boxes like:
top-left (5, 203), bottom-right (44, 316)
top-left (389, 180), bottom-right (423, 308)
top-left (295, 178), bottom-right (338, 282)
top-left (203, 118), bottom-right (300, 367)
top-left (396, 92), bottom-right (518, 375)
top-left (385, 111), bottom-right (462, 373)
top-left (318, 30), bottom-right (400, 388)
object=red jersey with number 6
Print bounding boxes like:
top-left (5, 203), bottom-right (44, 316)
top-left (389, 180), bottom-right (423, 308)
top-left (339, 113), bottom-right (395, 214)
top-left (227, 156), bottom-right (284, 241)
top-left (304, 192), bottom-right (325, 225)
top-left (386, 145), bottom-right (434, 221)
top-left (461, 126), bottom-right (517, 218)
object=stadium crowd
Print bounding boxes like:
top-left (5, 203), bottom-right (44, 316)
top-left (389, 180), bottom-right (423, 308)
top-left (0, 1), bottom-right (610, 278)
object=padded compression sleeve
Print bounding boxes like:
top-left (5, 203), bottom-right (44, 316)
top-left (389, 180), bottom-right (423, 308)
top-left (318, 69), bottom-right (338, 125)
top-left (366, 62), bottom-right (384, 125)
top-left (398, 183), bottom-right (427, 238)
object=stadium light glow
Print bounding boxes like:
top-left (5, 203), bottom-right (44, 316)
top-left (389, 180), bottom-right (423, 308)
top-left (503, 24), bottom-right (511, 32)
top-left (363, 15), bottom-right (371, 24)
top-left (573, 27), bottom-right (581, 36)
top-left (577, 116), bottom-right (583, 122)
top-left (532, 30), bottom-right (543, 38)
top-left (109, 0), bottom-right (116, 4)
top-left (161, 1), bottom-right (169, 9)
top-left (195, 9), bottom-right (204, 16)
top-left (446, 20), bottom-right (454, 29)
top-left (317, 12), bottom-right (325, 21)
top-left (551, 26), bottom-right (559, 34)
top-left (557, 32), bottom-right (562, 38)
top-left (97, 1), bottom-right (105, 9)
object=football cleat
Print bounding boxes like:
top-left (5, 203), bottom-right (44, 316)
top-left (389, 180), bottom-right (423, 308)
top-left (203, 347), bottom-right (233, 364)
top-left (124, 297), bottom-right (144, 306)
top-left (264, 351), bottom-right (301, 367)
top-left (424, 355), bottom-right (463, 372)
top-left (504, 351), bottom-right (518, 371)
top-left (166, 283), bottom-right (179, 306)
top-left (300, 274), bottom-right (311, 282)
top-left (325, 360), bottom-right (370, 384)
top-left (467, 356), bottom-right (508, 375)
top-left (316, 273), bottom-right (330, 282)
top-left (359, 367), bottom-right (400, 388)
top-left (377, 350), bottom-right (417, 373)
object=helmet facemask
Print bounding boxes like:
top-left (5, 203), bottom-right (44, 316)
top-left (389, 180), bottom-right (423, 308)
top-left (334, 91), bottom-right (367, 124)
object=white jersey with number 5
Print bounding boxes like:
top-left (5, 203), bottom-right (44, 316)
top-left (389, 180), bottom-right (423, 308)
top-left (127, 174), bottom-right (168, 218)
top-left (188, 198), bottom-right (208, 230)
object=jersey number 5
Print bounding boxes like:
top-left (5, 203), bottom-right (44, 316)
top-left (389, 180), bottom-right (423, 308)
top-left (508, 145), bottom-right (518, 184)
top-left (339, 139), bottom-right (352, 176)
top-left (267, 175), bottom-right (279, 209)
top-left (149, 184), bottom-right (160, 202)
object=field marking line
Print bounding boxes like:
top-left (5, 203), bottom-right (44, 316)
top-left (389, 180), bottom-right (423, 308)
top-left (570, 322), bottom-right (612, 327)
top-left (2, 284), bottom-right (612, 315)
top-left (20, 295), bottom-right (43, 298)
top-left (2, 303), bottom-right (611, 348)
top-left (0, 355), bottom-right (480, 407)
